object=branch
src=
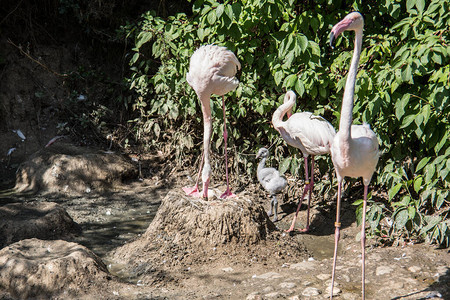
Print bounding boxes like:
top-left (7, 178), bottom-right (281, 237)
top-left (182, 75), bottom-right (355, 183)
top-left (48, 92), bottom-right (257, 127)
top-left (7, 39), bottom-right (68, 78)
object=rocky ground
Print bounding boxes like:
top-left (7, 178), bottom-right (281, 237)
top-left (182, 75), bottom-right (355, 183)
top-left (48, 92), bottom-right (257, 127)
top-left (0, 144), bottom-right (448, 300)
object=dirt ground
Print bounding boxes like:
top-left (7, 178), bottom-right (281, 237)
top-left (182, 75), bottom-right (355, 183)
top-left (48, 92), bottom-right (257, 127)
top-left (0, 145), bottom-right (448, 299)
top-left (0, 30), bottom-right (448, 300)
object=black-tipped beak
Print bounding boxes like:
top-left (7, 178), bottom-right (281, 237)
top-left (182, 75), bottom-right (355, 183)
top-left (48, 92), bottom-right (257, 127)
top-left (329, 32), bottom-right (335, 49)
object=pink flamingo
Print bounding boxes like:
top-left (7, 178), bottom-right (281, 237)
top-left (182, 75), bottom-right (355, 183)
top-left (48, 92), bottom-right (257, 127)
top-left (182, 45), bottom-right (241, 199)
top-left (272, 90), bottom-right (335, 232)
top-left (329, 12), bottom-right (380, 299)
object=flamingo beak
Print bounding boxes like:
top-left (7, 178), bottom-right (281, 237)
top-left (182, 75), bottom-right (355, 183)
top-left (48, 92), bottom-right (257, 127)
top-left (330, 17), bottom-right (354, 48)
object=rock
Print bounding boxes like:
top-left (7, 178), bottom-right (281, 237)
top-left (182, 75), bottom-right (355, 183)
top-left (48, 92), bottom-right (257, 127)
top-left (279, 282), bottom-right (296, 289)
top-left (0, 238), bottom-right (109, 299)
top-left (246, 292), bottom-right (262, 300)
top-left (316, 273), bottom-right (331, 281)
top-left (376, 265), bottom-right (393, 276)
top-left (264, 291), bottom-right (282, 299)
top-left (222, 267), bottom-right (234, 272)
top-left (290, 260), bottom-right (316, 271)
top-left (0, 202), bottom-right (81, 248)
top-left (325, 285), bottom-right (341, 296)
top-left (302, 287), bottom-right (321, 296)
top-left (253, 272), bottom-right (283, 280)
top-left (408, 265), bottom-right (422, 273)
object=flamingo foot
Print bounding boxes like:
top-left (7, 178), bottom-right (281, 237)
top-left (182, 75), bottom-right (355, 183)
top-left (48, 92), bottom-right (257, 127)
top-left (182, 185), bottom-right (201, 197)
top-left (220, 188), bottom-right (236, 199)
top-left (285, 223), bottom-right (309, 233)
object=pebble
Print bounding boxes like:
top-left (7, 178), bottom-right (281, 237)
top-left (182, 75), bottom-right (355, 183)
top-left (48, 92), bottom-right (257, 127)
top-left (245, 292), bottom-right (261, 300)
top-left (279, 282), bottom-right (296, 289)
top-left (408, 265), bottom-right (421, 273)
top-left (222, 267), bottom-right (234, 272)
top-left (376, 265), bottom-right (393, 276)
top-left (253, 272), bottom-right (282, 280)
top-left (316, 273), bottom-right (331, 281)
top-left (302, 287), bottom-right (321, 296)
top-left (325, 285), bottom-right (341, 296)
top-left (289, 261), bottom-right (316, 271)
top-left (264, 292), bottom-right (281, 299)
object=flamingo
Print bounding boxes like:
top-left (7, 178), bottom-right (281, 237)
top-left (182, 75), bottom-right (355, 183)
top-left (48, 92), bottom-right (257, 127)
top-left (272, 90), bottom-right (336, 232)
top-left (328, 12), bottom-right (380, 299)
top-left (182, 45), bottom-right (241, 199)
top-left (256, 147), bottom-right (288, 222)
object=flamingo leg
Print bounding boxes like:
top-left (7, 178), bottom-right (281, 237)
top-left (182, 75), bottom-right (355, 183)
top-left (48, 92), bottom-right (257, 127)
top-left (182, 152), bottom-right (204, 197)
top-left (303, 156), bottom-right (314, 232)
top-left (330, 179), bottom-right (343, 299)
top-left (361, 184), bottom-right (368, 300)
top-left (220, 95), bottom-right (235, 199)
top-left (286, 156), bottom-right (311, 232)
top-left (270, 194), bottom-right (278, 222)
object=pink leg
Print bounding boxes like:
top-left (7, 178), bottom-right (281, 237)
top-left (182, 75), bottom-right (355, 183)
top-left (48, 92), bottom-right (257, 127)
top-left (361, 184), bottom-right (368, 300)
top-left (183, 152), bottom-right (204, 197)
top-left (220, 96), bottom-right (235, 199)
top-left (286, 156), bottom-right (311, 232)
top-left (330, 179), bottom-right (343, 299)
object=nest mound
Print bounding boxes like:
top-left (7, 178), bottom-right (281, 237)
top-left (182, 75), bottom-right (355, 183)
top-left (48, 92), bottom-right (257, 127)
top-left (0, 238), bottom-right (110, 299)
top-left (110, 190), bottom-right (308, 284)
top-left (14, 143), bottom-right (137, 195)
top-left (0, 201), bottom-right (81, 249)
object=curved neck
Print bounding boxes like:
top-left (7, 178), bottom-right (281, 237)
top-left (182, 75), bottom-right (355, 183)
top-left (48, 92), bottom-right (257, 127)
top-left (339, 28), bottom-right (363, 140)
top-left (258, 157), bottom-right (267, 175)
top-left (272, 96), bottom-right (295, 129)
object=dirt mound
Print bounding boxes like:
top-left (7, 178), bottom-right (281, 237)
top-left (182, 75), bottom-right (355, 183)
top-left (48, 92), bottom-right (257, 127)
top-left (110, 189), bottom-right (308, 284)
top-left (14, 143), bottom-right (137, 195)
top-left (0, 238), bottom-right (110, 299)
top-left (0, 201), bottom-right (81, 249)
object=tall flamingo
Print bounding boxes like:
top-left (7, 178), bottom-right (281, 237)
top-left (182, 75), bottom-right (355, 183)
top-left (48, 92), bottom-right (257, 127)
top-left (329, 12), bottom-right (380, 299)
top-left (272, 90), bottom-right (335, 232)
top-left (182, 45), bottom-right (241, 199)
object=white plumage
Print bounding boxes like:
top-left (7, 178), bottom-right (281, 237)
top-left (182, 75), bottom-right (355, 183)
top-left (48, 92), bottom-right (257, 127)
top-left (272, 90), bottom-right (336, 232)
top-left (183, 45), bottom-right (241, 199)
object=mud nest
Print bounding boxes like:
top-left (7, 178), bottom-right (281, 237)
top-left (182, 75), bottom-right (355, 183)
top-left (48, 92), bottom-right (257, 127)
top-left (14, 143), bottom-right (137, 194)
top-left (0, 201), bottom-right (81, 248)
top-left (111, 190), bottom-right (308, 283)
top-left (0, 239), bottom-right (110, 299)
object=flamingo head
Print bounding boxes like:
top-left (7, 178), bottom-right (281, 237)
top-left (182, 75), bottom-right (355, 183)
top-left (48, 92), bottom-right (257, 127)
top-left (330, 12), bottom-right (364, 48)
top-left (256, 147), bottom-right (269, 159)
top-left (284, 90), bottom-right (296, 118)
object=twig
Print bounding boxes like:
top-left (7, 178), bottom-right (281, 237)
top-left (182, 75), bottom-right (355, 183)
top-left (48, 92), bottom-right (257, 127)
top-left (0, 0), bottom-right (24, 26)
top-left (7, 39), bottom-right (68, 78)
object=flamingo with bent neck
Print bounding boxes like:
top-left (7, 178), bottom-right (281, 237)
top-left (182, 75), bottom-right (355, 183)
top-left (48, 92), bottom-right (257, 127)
top-left (182, 45), bottom-right (241, 199)
top-left (272, 90), bottom-right (335, 232)
top-left (329, 12), bottom-right (380, 299)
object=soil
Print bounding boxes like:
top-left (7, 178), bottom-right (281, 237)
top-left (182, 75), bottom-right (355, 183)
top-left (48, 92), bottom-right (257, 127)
top-left (0, 145), bottom-right (448, 299)
top-left (0, 19), bottom-right (448, 300)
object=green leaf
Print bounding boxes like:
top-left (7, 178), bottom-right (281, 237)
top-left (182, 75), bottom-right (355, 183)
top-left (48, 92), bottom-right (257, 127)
top-left (279, 157), bottom-right (291, 175)
top-left (416, 157), bottom-right (430, 172)
top-left (298, 34), bottom-right (308, 52)
top-left (395, 94), bottom-right (410, 120)
top-left (295, 79), bottom-right (305, 97)
top-left (400, 114), bottom-right (417, 129)
top-left (413, 176), bottom-right (423, 193)
top-left (393, 208), bottom-right (409, 228)
top-left (216, 4), bottom-right (224, 18)
top-left (389, 183), bottom-right (402, 201)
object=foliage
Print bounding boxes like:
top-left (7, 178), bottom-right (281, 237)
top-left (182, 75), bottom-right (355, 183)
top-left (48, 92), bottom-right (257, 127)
top-left (121, 0), bottom-right (449, 246)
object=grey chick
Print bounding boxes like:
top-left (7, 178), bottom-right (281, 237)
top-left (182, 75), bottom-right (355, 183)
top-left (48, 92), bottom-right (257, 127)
top-left (256, 147), bottom-right (288, 222)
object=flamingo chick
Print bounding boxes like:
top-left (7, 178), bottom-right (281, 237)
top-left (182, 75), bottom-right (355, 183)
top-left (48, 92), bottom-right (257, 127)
top-left (256, 147), bottom-right (288, 222)
top-left (272, 91), bottom-right (335, 232)
top-left (329, 12), bottom-right (380, 299)
top-left (182, 45), bottom-right (241, 199)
